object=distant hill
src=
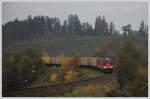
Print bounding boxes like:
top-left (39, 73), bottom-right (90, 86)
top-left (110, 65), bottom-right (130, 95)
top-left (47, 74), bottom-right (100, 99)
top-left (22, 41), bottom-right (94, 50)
top-left (3, 35), bottom-right (116, 56)
top-left (3, 34), bottom-right (147, 57)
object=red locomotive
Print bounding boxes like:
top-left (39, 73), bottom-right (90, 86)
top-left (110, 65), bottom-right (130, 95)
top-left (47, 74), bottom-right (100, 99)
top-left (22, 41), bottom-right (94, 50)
top-left (96, 58), bottom-right (113, 72)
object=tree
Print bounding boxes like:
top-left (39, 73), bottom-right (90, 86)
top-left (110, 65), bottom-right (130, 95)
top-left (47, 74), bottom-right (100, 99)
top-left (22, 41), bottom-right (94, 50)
top-left (102, 16), bottom-right (109, 35)
top-left (2, 53), bottom-right (18, 87)
top-left (41, 51), bottom-right (52, 64)
top-left (3, 49), bottom-right (46, 88)
top-left (60, 56), bottom-right (80, 80)
top-left (109, 22), bottom-right (115, 35)
top-left (94, 16), bottom-right (102, 35)
top-left (62, 20), bottom-right (68, 34)
top-left (138, 20), bottom-right (147, 37)
top-left (50, 67), bottom-right (58, 81)
top-left (68, 14), bottom-right (81, 34)
top-left (122, 24), bottom-right (132, 38)
top-left (3, 14), bottom-right (118, 43)
top-left (53, 17), bottom-right (61, 34)
top-left (94, 15), bottom-right (108, 35)
top-left (16, 54), bottom-right (37, 85)
top-left (81, 22), bottom-right (93, 35)
top-left (116, 41), bottom-right (140, 89)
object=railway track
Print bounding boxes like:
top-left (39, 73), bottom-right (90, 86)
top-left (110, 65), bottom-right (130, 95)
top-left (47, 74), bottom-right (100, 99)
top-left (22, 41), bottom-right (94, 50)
top-left (3, 73), bottom-right (115, 97)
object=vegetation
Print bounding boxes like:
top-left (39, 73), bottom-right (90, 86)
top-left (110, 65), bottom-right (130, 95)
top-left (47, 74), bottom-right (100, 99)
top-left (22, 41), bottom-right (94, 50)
top-left (3, 14), bottom-right (118, 44)
top-left (61, 56), bottom-right (80, 81)
top-left (64, 85), bottom-right (106, 97)
top-left (3, 14), bottom-right (148, 96)
top-left (41, 51), bottom-right (52, 64)
top-left (92, 21), bottom-right (148, 96)
top-left (64, 70), bottom-right (79, 81)
top-left (3, 49), bottom-right (46, 88)
top-left (49, 67), bottom-right (59, 82)
top-left (129, 66), bottom-right (148, 96)
top-left (81, 69), bottom-right (99, 78)
top-left (50, 73), bottom-right (58, 82)
top-left (64, 78), bottom-right (119, 97)
top-left (93, 39), bottom-right (148, 96)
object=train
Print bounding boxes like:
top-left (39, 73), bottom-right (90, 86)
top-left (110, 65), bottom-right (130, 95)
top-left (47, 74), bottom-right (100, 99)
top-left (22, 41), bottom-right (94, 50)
top-left (41, 56), bottom-right (113, 72)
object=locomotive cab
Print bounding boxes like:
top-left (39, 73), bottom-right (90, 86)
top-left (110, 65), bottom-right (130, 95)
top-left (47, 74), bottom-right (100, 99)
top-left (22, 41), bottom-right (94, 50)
top-left (96, 58), bottom-right (113, 72)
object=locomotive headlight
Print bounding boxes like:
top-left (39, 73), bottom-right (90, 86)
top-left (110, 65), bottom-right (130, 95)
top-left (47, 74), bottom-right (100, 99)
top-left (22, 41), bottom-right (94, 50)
top-left (109, 66), bottom-right (113, 68)
top-left (104, 66), bottom-right (107, 69)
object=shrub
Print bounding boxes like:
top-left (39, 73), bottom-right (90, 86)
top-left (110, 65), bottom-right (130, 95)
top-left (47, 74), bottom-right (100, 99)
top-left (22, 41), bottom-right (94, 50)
top-left (2, 52), bottom-right (18, 87)
top-left (129, 66), bottom-right (148, 96)
top-left (50, 73), bottom-right (58, 81)
top-left (115, 41), bottom-right (140, 89)
top-left (64, 70), bottom-right (79, 81)
top-left (60, 56), bottom-right (80, 80)
top-left (41, 51), bottom-right (52, 64)
top-left (3, 49), bottom-right (46, 88)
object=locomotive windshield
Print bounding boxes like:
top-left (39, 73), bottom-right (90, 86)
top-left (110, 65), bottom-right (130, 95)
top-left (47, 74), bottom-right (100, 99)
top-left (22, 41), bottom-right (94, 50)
top-left (97, 57), bottom-right (111, 62)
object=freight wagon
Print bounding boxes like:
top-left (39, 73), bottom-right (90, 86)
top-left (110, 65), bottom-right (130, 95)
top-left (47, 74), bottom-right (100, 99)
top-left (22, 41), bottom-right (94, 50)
top-left (41, 56), bottom-right (113, 72)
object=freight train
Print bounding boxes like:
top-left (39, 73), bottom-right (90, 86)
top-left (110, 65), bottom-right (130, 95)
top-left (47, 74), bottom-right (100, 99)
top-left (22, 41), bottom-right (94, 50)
top-left (41, 56), bottom-right (113, 72)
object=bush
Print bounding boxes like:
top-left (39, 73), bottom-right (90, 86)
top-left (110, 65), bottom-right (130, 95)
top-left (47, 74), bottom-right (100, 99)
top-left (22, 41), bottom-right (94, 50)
top-left (50, 73), bottom-right (58, 81)
top-left (129, 66), bottom-right (148, 96)
top-left (3, 49), bottom-right (46, 88)
top-left (61, 56), bottom-right (80, 81)
top-left (115, 41), bottom-right (140, 89)
top-left (114, 41), bottom-right (148, 96)
top-left (41, 51), bottom-right (52, 64)
top-left (2, 53), bottom-right (19, 87)
top-left (64, 70), bottom-right (79, 81)
top-left (92, 40), bottom-right (148, 96)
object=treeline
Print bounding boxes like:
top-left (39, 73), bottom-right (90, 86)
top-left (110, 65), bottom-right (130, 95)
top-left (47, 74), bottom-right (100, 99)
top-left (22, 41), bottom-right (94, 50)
top-left (3, 14), bottom-right (148, 42)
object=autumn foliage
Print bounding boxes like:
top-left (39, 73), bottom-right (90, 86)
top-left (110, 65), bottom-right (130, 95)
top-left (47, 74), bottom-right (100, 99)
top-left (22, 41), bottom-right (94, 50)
top-left (129, 66), bottom-right (148, 96)
top-left (41, 51), bottom-right (52, 64)
top-left (61, 56), bottom-right (80, 81)
top-left (136, 66), bottom-right (148, 80)
top-left (50, 73), bottom-right (58, 81)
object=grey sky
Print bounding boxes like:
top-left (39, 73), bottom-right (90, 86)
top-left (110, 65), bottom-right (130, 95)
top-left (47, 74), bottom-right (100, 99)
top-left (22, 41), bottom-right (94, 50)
top-left (2, 2), bottom-right (148, 32)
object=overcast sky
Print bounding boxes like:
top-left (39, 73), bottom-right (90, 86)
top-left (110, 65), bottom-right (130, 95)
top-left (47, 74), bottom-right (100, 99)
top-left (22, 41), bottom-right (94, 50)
top-left (2, 2), bottom-right (148, 32)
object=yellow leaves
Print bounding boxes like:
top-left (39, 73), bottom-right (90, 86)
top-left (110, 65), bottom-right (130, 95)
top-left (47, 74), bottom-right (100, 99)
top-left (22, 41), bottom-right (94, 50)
top-left (60, 56), bottom-right (80, 81)
top-left (136, 66), bottom-right (148, 80)
top-left (50, 73), bottom-right (58, 81)
top-left (41, 57), bottom-right (52, 64)
top-left (61, 57), bottom-right (72, 67)
top-left (61, 57), bottom-right (72, 74)
top-left (41, 51), bottom-right (52, 64)
top-left (64, 70), bottom-right (79, 81)
top-left (41, 51), bottom-right (49, 57)
top-left (64, 71), bottom-right (75, 81)
top-left (61, 56), bottom-right (80, 74)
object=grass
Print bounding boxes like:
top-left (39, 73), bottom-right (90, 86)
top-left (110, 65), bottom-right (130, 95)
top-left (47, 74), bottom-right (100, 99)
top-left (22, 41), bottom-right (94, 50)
top-left (64, 75), bottom-right (120, 97)
top-left (81, 69), bottom-right (100, 78)
top-left (64, 84), bottom-right (106, 97)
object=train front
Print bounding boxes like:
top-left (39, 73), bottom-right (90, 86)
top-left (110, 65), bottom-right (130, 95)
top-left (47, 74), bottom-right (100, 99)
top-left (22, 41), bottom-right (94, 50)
top-left (96, 58), bottom-right (113, 72)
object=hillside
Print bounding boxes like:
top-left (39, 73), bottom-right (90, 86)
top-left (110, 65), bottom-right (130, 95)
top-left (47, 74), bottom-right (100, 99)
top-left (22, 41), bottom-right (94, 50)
top-left (3, 35), bottom-right (121, 56)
